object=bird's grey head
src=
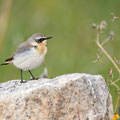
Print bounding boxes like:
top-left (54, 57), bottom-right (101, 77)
top-left (27, 33), bottom-right (52, 45)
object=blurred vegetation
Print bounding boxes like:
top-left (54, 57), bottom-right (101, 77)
top-left (0, 0), bottom-right (120, 110)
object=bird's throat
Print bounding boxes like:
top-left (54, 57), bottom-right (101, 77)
top-left (36, 43), bottom-right (46, 55)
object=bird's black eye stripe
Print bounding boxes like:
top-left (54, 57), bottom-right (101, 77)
top-left (36, 38), bottom-right (45, 43)
top-left (40, 38), bottom-right (45, 42)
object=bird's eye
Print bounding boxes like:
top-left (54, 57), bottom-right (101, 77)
top-left (34, 46), bottom-right (37, 48)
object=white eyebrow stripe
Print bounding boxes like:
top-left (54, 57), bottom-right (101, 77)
top-left (35, 37), bottom-right (42, 39)
top-left (35, 37), bottom-right (47, 40)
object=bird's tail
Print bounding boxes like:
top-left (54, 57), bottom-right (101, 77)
top-left (0, 57), bottom-right (13, 66)
top-left (0, 63), bottom-right (9, 66)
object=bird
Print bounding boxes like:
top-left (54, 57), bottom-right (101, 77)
top-left (0, 33), bottom-right (52, 83)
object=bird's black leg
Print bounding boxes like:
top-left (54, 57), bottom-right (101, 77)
top-left (28, 70), bottom-right (35, 79)
top-left (20, 69), bottom-right (23, 83)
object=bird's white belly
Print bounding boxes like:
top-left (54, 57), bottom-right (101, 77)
top-left (13, 47), bottom-right (47, 71)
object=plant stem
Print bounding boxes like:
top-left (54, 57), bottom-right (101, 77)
top-left (96, 30), bottom-right (120, 74)
top-left (115, 95), bottom-right (120, 113)
top-left (96, 28), bottom-right (120, 114)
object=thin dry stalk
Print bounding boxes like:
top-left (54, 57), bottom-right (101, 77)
top-left (96, 29), bottom-right (120, 74)
top-left (0, 0), bottom-right (13, 52)
top-left (95, 26), bottom-right (120, 113)
top-left (110, 78), bottom-right (120, 85)
top-left (109, 80), bottom-right (120, 91)
top-left (115, 95), bottom-right (120, 114)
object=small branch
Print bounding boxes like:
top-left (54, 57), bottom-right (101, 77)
top-left (101, 33), bottom-right (113, 46)
top-left (96, 29), bottom-right (120, 74)
top-left (93, 18), bottom-right (120, 115)
top-left (95, 25), bottom-right (120, 114)
top-left (115, 95), bottom-right (120, 113)
top-left (101, 37), bottom-right (110, 46)
top-left (111, 13), bottom-right (120, 22)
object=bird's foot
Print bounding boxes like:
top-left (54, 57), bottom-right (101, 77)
top-left (20, 80), bottom-right (27, 83)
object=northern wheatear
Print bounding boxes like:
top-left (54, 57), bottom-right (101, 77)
top-left (0, 33), bottom-right (52, 83)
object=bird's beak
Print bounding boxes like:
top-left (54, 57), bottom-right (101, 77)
top-left (45, 37), bottom-right (52, 40)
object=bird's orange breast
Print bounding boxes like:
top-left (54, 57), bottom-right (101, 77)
top-left (37, 43), bottom-right (46, 55)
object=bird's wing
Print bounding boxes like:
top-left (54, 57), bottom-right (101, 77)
top-left (1, 42), bottom-right (34, 65)
top-left (15, 42), bottom-right (33, 54)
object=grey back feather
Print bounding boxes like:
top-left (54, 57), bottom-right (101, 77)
top-left (15, 42), bottom-right (33, 54)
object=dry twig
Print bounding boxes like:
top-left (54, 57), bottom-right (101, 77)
top-left (93, 20), bottom-right (120, 113)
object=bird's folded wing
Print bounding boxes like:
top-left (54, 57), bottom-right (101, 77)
top-left (15, 42), bottom-right (34, 54)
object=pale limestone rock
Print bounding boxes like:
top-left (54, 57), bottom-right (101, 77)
top-left (0, 73), bottom-right (113, 120)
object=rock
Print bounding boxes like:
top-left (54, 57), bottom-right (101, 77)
top-left (0, 73), bottom-right (113, 120)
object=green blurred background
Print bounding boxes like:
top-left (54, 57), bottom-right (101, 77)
top-left (0, 0), bottom-right (120, 109)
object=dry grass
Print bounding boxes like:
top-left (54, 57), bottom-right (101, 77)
top-left (93, 15), bottom-right (120, 114)
top-left (0, 0), bottom-right (13, 52)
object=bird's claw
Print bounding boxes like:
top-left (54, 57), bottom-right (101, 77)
top-left (20, 80), bottom-right (27, 83)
